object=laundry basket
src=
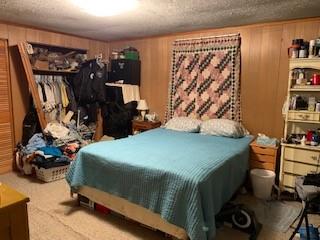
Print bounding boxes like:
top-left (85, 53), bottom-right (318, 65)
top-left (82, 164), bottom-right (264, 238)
top-left (34, 165), bottom-right (70, 182)
top-left (250, 168), bottom-right (275, 200)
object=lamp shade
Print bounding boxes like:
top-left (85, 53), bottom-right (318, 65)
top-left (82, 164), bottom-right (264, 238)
top-left (137, 99), bottom-right (148, 110)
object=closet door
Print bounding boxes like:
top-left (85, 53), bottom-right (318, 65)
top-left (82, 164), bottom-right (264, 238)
top-left (0, 39), bottom-right (14, 173)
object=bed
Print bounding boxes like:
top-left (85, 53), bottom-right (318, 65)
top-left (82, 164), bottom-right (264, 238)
top-left (66, 128), bottom-right (252, 240)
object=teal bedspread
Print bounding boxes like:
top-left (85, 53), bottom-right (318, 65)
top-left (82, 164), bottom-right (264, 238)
top-left (66, 128), bottom-right (252, 240)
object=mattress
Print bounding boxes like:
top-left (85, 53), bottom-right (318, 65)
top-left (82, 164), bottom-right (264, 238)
top-left (66, 128), bottom-right (252, 240)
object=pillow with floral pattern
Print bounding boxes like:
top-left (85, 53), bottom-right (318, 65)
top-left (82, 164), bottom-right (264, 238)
top-left (200, 119), bottom-right (247, 138)
top-left (164, 117), bottom-right (202, 132)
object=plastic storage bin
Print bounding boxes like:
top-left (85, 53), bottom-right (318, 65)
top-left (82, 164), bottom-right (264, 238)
top-left (34, 165), bottom-right (70, 182)
top-left (250, 168), bottom-right (275, 200)
top-left (124, 51), bottom-right (139, 60)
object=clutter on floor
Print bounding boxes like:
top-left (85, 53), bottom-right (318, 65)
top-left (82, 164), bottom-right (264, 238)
top-left (289, 176), bottom-right (320, 240)
top-left (16, 119), bottom-right (98, 182)
top-left (2, 172), bottom-right (318, 240)
top-left (215, 202), bottom-right (262, 240)
top-left (297, 225), bottom-right (320, 240)
top-left (235, 196), bottom-right (302, 233)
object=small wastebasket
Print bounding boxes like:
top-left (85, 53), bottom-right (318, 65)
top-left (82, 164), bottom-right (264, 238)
top-left (250, 168), bottom-right (275, 200)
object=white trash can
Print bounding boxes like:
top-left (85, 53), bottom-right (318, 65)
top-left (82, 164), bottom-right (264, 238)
top-left (250, 168), bottom-right (275, 200)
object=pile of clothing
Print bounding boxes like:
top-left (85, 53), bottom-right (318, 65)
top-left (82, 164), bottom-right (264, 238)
top-left (17, 120), bottom-right (88, 176)
top-left (30, 146), bottom-right (71, 169)
top-left (44, 121), bottom-right (95, 146)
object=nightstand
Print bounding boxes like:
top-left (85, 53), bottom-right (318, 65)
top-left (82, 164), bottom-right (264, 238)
top-left (132, 120), bottom-right (161, 134)
top-left (250, 141), bottom-right (279, 172)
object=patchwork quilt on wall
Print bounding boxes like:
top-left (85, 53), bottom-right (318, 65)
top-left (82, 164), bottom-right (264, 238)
top-left (166, 34), bottom-right (241, 122)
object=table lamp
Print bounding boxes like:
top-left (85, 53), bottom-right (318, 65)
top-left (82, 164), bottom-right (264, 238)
top-left (137, 99), bottom-right (148, 120)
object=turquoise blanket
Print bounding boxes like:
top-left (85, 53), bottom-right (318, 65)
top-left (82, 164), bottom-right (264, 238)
top-left (66, 128), bottom-right (252, 240)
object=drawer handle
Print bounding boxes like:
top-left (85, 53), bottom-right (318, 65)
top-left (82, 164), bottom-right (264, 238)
top-left (257, 147), bottom-right (267, 150)
top-left (311, 156), bottom-right (318, 161)
top-left (298, 114), bottom-right (310, 120)
top-left (257, 153), bottom-right (268, 156)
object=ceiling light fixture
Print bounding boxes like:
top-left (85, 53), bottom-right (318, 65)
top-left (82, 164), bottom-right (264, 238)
top-left (71, 0), bottom-right (139, 17)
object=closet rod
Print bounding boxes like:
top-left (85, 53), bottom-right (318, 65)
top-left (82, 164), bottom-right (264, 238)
top-left (175, 33), bottom-right (240, 42)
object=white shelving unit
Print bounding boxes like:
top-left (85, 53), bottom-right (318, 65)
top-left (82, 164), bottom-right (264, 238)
top-left (280, 58), bottom-right (320, 192)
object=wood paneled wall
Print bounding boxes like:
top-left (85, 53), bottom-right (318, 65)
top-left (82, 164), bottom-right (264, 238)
top-left (109, 17), bottom-right (320, 138)
top-left (2, 17), bottom-right (320, 143)
top-left (0, 22), bottom-right (108, 144)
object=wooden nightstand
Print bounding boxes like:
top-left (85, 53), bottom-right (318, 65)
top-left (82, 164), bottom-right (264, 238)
top-left (250, 141), bottom-right (279, 172)
top-left (0, 183), bottom-right (30, 240)
top-left (132, 120), bottom-right (161, 134)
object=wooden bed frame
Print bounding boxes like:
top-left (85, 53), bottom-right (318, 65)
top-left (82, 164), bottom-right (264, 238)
top-left (76, 186), bottom-right (189, 240)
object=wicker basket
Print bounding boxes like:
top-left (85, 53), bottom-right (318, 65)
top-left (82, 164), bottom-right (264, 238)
top-left (34, 164), bottom-right (70, 182)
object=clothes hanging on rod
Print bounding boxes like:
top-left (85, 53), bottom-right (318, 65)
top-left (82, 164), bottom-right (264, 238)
top-left (34, 75), bottom-right (77, 123)
top-left (37, 82), bottom-right (45, 104)
top-left (64, 80), bottom-right (77, 113)
top-left (52, 80), bottom-right (61, 105)
top-left (60, 80), bottom-right (69, 108)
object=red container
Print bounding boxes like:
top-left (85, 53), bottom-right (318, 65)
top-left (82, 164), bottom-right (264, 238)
top-left (94, 203), bottom-right (110, 215)
top-left (306, 130), bottom-right (314, 142)
top-left (312, 74), bottom-right (320, 85)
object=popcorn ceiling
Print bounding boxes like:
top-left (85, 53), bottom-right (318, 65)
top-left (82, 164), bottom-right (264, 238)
top-left (0, 0), bottom-right (319, 41)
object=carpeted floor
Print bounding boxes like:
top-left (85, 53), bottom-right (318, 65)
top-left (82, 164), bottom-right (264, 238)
top-left (0, 172), bottom-right (319, 240)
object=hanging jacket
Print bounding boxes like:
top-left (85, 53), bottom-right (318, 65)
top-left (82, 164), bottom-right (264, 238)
top-left (73, 59), bottom-right (107, 105)
top-left (64, 79), bottom-right (77, 113)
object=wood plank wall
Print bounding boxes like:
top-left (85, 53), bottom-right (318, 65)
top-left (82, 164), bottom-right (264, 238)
top-left (1, 17), bottom-right (320, 144)
top-left (0, 22), bottom-right (108, 144)
top-left (109, 17), bottom-right (320, 138)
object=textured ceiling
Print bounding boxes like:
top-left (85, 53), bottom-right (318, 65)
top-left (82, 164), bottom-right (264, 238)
top-left (0, 0), bottom-right (320, 41)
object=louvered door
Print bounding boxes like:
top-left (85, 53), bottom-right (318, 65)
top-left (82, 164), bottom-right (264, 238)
top-left (0, 39), bottom-right (14, 173)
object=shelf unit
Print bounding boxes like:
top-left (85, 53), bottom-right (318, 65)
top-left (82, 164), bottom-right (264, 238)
top-left (281, 143), bottom-right (320, 152)
top-left (280, 58), bottom-right (320, 192)
top-left (17, 42), bottom-right (87, 130)
top-left (32, 68), bottom-right (79, 75)
top-left (290, 88), bottom-right (320, 92)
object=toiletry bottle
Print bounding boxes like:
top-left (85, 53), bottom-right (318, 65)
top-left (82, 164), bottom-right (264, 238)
top-left (301, 135), bottom-right (306, 146)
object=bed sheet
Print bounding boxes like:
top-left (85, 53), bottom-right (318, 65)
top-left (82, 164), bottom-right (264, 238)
top-left (66, 128), bottom-right (252, 240)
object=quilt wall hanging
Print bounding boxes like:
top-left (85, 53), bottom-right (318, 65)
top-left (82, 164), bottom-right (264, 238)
top-left (166, 33), bottom-right (241, 122)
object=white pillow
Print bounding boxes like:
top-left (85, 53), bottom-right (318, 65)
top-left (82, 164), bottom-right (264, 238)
top-left (164, 117), bottom-right (202, 132)
top-left (200, 119), bottom-right (246, 138)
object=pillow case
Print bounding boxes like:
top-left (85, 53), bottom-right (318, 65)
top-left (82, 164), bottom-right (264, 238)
top-left (164, 117), bottom-right (202, 132)
top-left (200, 119), bottom-right (247, 138)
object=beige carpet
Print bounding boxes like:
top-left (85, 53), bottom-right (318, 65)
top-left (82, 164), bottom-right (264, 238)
top-left (0, 172), bottom-right (319, 240)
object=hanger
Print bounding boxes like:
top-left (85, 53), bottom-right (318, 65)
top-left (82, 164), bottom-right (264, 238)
top-left (95, 53), bottom-right (102, 60)
top-left (95, 53), bottom-right (109, 67)
top-left (34, 75), bottom-right (41, 84)
top-left (95, 53), bottom-right (102, 63)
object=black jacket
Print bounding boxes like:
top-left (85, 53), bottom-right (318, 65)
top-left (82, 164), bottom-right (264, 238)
top-left (73, 59), bottom-right (107, 105)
